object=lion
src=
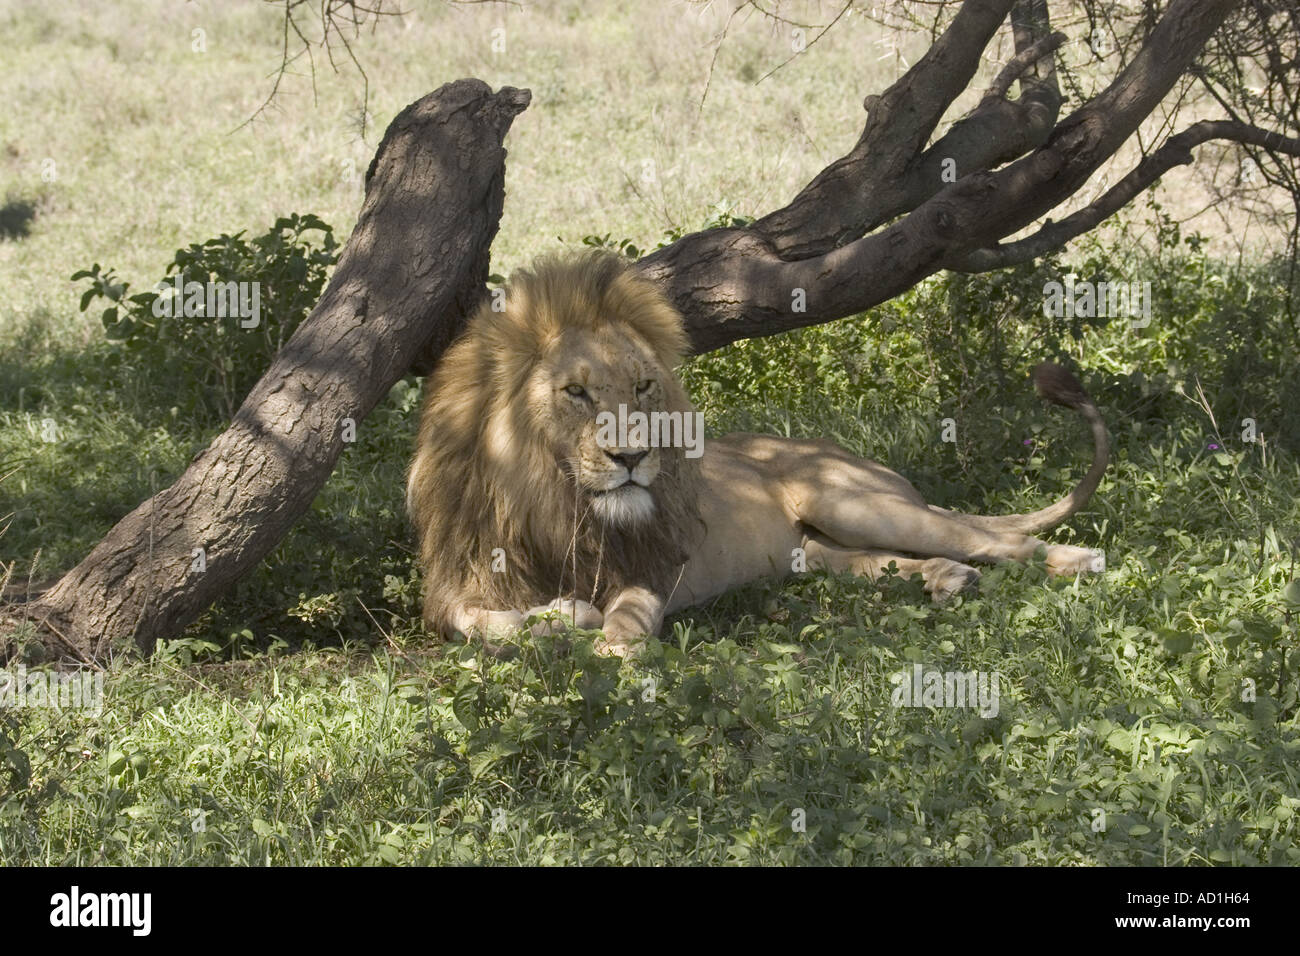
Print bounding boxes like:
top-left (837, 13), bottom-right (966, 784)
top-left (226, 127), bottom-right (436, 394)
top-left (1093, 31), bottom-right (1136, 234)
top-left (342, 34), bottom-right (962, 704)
top-left (406, 252), bottom-right (1107, 658)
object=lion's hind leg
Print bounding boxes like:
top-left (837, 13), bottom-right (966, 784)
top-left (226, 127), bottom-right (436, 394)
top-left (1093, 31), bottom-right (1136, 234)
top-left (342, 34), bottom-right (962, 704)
top-left (801, 535), bottom-right (979, 603)
top-left (787, 448), bottom-right (1103, 576)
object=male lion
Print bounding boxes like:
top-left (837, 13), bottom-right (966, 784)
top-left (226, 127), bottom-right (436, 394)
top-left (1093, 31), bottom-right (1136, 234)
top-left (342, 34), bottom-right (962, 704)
top-left (407, 252), bottom-right (1107, 657)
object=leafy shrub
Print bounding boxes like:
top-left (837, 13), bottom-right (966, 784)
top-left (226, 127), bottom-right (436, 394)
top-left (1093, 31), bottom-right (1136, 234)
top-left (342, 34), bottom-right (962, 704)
top-left (72, 213), bottom-right (339, 424)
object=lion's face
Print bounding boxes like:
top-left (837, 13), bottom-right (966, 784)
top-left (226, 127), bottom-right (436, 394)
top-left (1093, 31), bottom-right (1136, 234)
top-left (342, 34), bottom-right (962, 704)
top-left (526, 323), bottom-right (674, 528)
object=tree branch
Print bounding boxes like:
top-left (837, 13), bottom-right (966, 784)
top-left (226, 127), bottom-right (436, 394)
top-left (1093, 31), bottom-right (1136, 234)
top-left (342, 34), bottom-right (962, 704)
top-left (888, 4), bottom-right (1066, 224)
top-left (946, 120), bottom-right (1300, 272)
top-left (640, 0), bottom-right (1242, 352)
top-left (983, 29), bottom-right (1065, 102)
top-left (750, 0), bottom-right (1018, 257)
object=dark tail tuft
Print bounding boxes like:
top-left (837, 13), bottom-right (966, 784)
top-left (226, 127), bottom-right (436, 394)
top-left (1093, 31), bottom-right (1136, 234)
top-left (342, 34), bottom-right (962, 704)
top-left (1033, 362), bottom-right (1092, 409)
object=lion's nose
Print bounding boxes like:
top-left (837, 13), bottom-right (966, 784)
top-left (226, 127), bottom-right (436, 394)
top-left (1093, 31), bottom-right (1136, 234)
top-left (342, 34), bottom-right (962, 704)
top-left (607, 450), bottom-right (648, 473)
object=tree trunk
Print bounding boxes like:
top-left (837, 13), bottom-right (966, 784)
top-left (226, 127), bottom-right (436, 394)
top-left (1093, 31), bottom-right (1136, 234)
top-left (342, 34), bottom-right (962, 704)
top-left (10, 79), bottom-right (530, 662)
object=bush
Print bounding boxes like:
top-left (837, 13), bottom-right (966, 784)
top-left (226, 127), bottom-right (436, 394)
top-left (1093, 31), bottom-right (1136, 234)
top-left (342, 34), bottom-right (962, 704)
top-left (72, 213), bottom-right (339, 424)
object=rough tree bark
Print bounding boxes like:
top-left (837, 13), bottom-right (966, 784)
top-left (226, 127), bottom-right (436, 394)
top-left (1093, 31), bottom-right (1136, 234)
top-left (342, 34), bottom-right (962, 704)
top-left (9, 79), bottom-right (531, 663)
top-left (6, 0), bottom-right (1298, 663)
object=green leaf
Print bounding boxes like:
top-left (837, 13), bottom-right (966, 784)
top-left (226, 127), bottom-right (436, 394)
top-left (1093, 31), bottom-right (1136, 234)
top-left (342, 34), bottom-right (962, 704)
top-left (1034, 792), bottom-right (1067, 813)
top-left (452, 684), bottom-right (480, 732)
top-left (765, 643), bottom-right (803, 655)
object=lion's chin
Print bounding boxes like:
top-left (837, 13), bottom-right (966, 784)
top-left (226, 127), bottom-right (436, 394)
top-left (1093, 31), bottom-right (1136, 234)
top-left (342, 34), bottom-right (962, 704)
top-left (590, 484), bottom-right (656, 527)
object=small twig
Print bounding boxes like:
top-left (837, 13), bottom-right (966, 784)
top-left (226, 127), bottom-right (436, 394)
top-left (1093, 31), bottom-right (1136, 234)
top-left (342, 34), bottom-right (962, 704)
top-left (982, 31), bottom-right (1067, 102)
top-left (756, 0), bottom-right (854, 85)
top-left (698, 1), bottom-right (746, 113)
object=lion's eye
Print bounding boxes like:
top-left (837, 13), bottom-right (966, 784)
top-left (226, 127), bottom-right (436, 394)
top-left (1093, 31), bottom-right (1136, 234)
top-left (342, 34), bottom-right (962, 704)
top-left (635, 379), bottom-right (654, 396)
top-left (564, 384), bottom-right (589, 399)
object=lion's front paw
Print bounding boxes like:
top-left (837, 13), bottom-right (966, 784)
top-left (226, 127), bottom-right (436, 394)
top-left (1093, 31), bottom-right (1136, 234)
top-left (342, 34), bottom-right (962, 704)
top-left (524, 599), bottom-right (604, 637)
top-left (593, 633), bottom-right (645, 660)
top-left (1045, 545), bottom-right (1106, 576)
top-left (592, 617), bottom-right (650, 658)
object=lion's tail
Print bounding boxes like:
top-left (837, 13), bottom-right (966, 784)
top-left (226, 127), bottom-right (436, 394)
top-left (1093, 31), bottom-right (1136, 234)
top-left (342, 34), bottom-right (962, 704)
top-left (932, 363), bottom-right (1108, 535)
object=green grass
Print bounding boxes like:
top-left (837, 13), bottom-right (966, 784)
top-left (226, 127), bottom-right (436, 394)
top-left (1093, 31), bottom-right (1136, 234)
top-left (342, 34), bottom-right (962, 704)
top-left (2, 0), bottom-right (1299, 865)
top-left (3, 483), bottom-right (1298, 864)
top-left (4, 238), bottom-right (1300, 864)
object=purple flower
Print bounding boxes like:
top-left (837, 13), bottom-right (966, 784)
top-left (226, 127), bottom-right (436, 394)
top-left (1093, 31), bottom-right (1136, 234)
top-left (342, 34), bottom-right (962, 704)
top-left (1208, 443), bottom-right (1220, 450)
top-left (1023, 439), bottom-right (1033, 445)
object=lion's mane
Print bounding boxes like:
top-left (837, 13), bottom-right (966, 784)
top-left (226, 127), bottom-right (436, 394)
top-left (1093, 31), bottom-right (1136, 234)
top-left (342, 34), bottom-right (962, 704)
top-left (406, 252), bottom-right (703, 635)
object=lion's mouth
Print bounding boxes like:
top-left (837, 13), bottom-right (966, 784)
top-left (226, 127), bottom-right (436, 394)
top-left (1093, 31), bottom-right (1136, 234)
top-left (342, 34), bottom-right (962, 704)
top-left (589, 467), bottom-right (655, 495)
top-left (593, 477), bottom-right (651, 494)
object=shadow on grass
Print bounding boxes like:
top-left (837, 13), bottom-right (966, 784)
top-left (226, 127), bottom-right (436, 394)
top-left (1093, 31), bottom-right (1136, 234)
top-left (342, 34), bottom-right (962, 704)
top-left (0, 309), bottom-right (423, 658)
top-left (0, 196), bottom-right (37, 240)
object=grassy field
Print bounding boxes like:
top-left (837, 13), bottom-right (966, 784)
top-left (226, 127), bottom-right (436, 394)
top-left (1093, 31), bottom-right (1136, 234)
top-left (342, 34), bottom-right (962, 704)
top-left (1, 1), bottom-right (1298, 865)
